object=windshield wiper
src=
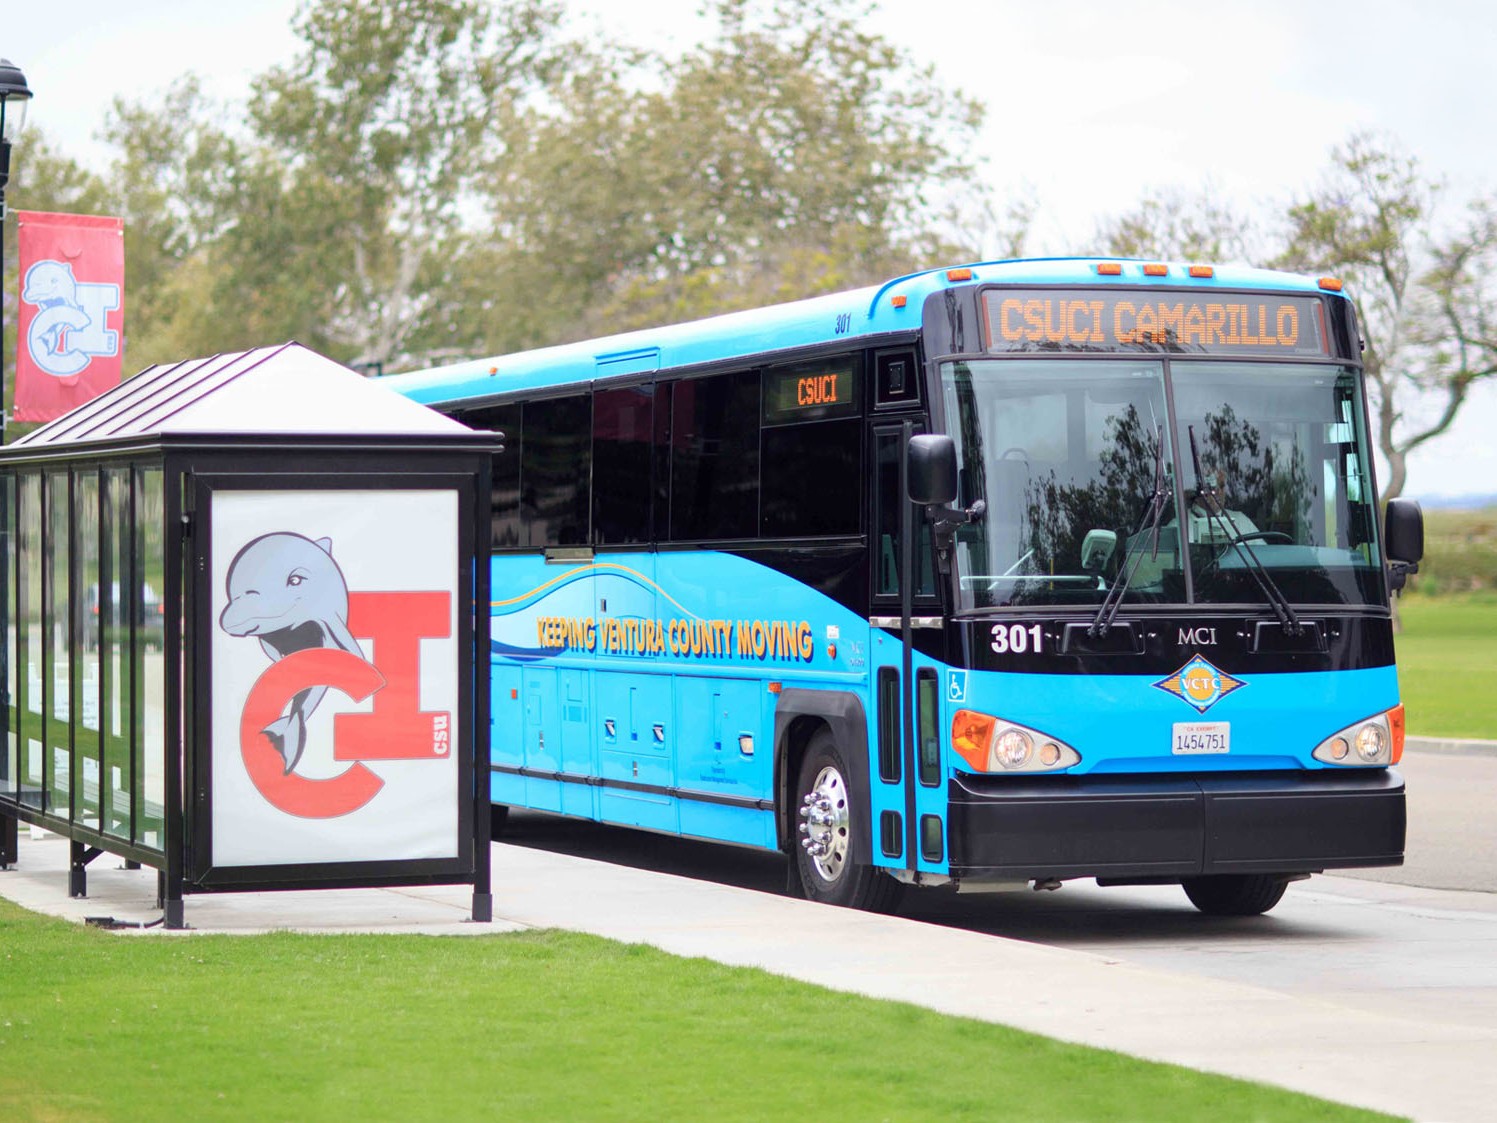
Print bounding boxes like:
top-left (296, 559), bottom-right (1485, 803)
top-left (1187, 425), bottom-right (1303, 635)
top-left (1090, 424), bottom-right (1168, 637)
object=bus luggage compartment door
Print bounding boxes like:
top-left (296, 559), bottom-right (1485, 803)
top-left (675, 677), bottom-right (771, 848)
top-left (596, 673), bottom-right (676, 832)
top-left (521, 667), bottom-right (562, 813)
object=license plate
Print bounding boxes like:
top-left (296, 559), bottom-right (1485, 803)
top-left (1172, 721), bottom-right (1230, 754)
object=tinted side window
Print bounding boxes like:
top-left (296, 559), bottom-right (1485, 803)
top-left (670, 371), bottom-right (759, 540)
top-left (454, 403), bottom-right (522, 548)
top-left (521, 396), bottom-right (590, 547)
top-left (593, 385), bottom-right (654, 545)
top-left (762, 418), bottom-right (861, 537)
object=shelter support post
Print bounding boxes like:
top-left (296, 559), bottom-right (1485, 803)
top-left (1, 811), bottom-right (16, 868)
top-left (157, 868), bottom-right (184, 929)
top-left (68, 842), bottom-right (102, 898)
top-left (471, 795), bottom-right (492, 923)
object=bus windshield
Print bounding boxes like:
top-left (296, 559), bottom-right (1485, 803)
top-left (939, 358), bottom-right (1385, 612)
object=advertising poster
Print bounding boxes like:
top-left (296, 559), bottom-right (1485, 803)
top-left (209, 489), bottom-right (461, 868)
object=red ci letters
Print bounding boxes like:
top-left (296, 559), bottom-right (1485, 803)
top-left (240, 591), bottom-right (453, 818)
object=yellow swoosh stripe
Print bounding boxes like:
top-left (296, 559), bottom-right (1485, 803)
top-left (491, 563), bottom-right (703, 620)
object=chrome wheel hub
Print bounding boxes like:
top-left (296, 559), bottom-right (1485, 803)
top-left (797, 765), bottom-right (850, 883)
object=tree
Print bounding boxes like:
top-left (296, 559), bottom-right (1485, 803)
top-left (206, 0), bottom-right (579, 372)
top-left (1093, 184), bottom-right (1257, 263)
top-left (1273, 131), bottom-right (1497, 502)
top-left (98, 77), bottom-right (246, 368)
top-left (477, 0), bottom-right (988, 346)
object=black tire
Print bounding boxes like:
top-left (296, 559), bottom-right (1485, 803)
top-left (789, 730), bottom-right (902, 912)
top-left (1182, 874), bottom-right (1289, 916)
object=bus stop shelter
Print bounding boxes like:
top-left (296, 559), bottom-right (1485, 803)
top-left (0, 343), bottom-right (497, 928)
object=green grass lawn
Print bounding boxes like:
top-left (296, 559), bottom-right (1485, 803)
top-left (1396, 594), bottom-right (1497, 740)
top-left (0, 899), bottom-right (1394, 1123)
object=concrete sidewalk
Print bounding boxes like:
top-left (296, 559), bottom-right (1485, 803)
top-left (3, 829), bottom-right (1494, 1121)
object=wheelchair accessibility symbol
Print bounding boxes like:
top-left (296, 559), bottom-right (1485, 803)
top-left (947, 670), bottom-right (968, 704)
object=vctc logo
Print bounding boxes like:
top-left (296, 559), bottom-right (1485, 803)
top-left (20, 259), bottom-right (122, 377)
top-left (220, 533), bottom-right (452, 819)
top-left (1152, 654), bottom-right (1247, 714)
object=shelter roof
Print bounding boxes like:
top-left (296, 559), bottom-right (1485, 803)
top-left (12, 343), bottom-right (474, 448)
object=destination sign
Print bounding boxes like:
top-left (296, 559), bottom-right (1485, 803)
top-left (981, 289), bottom-right (1330, 357)
top-left (763, 357), bottom-right (861, 424)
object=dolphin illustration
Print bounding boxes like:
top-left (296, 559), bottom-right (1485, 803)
top-left (219, 533), bottom-right (364, 774)
top-left (21, 261), bottom-right (86, 359)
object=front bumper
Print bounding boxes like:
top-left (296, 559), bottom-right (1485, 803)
top-left (947, 768), bottom-right (1405, 881)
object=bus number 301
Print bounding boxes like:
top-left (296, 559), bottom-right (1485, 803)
top-left (991, 623), bottom-right (1044, 654)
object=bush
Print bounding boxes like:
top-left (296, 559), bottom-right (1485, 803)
top-left (1405, 506), bottom-right (1497, 596)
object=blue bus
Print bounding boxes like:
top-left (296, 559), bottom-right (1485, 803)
top-left (386, 258), bottom-right (1423, 915)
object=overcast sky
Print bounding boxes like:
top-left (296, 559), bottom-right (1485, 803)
top-left (8, 0), bottom-right (1497, 499)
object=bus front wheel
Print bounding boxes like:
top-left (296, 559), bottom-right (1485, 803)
top-left (790, 730), bottom-right (901, 912)
top-left (1182, 874), bottom-right (1289, 916)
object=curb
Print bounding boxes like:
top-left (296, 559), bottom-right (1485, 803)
top-left (1404, 736), bottom-right (1497, 757)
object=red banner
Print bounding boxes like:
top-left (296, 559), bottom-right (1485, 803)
top-left (13, 210), bottom-right (125, 423)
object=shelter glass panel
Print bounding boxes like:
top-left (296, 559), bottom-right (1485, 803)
top-left (45, 471), bottom-right (70, 819)
top-left (2, 475), bottom-right (14, 798)
top-left (20, 474), bottom-right (42, 802)
top-left (135, 468), bottom-right (165, 851)
top-left (74, 470), bottom-right (102, 829)
top-left (101, 468), bottom-right (131, 838)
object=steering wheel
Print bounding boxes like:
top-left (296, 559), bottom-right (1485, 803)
top-left (1223, 531), bottom-right (1293, 546)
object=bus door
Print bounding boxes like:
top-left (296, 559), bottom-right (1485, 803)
top-left (869, 424), bottom-right (948, 877)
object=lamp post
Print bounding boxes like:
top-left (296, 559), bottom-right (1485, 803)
top-left (1, 58), bottom-right (33, 443)
top-left (0, 57), bottom-right (24, 867)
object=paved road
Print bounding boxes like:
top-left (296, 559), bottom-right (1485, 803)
top-left (1354, 747), bottom-right (1497, 892)
top-left (500, 744), bottom-right (1497, 897)
top-left (498, 745), bottom-right (1497, 1061)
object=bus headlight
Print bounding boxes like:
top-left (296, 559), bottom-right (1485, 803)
top-left (1313, 705), bottom-right (1403, 767)
top-left (952, 710), bottom-right (1080, 773)
top-left (1355, 723), bottom-right (1387, 762)
top-left (994, 729), bottom-right (1032, 768)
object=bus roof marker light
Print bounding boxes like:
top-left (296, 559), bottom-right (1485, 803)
top-left (1319, 277), bottom-right (1344, 292)
top-left (1143, 263), bottom-right (1168, 277)
top-left (1095, 263), bottom-right (1123, 276)
top-left (1188, 264), bottom-right (1215, 278)
top-left (946, 268), bottom-right (973, 281)
top-left (891, 294), bottom-right (908, 308)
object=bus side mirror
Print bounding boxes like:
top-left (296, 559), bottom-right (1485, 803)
top-left (1385, 498), bottom-right (1424, 564)
top-left (908, 435), bottom-right (958, 506)
top-left (1384, 497), bottom-right (1423, 592)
